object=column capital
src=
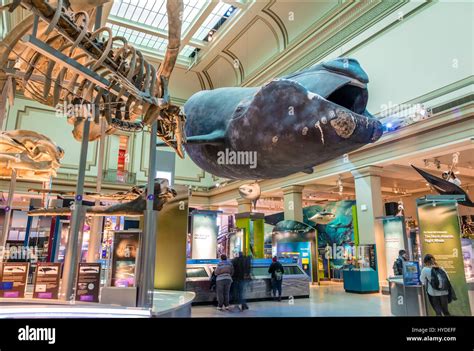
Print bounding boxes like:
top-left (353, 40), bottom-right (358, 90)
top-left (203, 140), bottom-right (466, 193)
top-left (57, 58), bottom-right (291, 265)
top-left (237, 197), bottom-right (252, 205)
top-left (282, 184), bottom-right (304, 195)
top-left (351, 165), bottom-right (384, 179)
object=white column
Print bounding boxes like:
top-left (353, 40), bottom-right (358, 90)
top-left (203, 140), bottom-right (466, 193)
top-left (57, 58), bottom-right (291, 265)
top-left (282, 185), bottom-right (304, 222)
top-left (351, 165), bottom-right (387, 282)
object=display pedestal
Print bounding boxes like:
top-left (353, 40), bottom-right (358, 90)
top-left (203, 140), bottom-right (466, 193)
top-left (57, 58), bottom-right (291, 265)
top-left (343, 269), bottom-right (379, 293)
top-left (388, 277), bottom-right (426, 316)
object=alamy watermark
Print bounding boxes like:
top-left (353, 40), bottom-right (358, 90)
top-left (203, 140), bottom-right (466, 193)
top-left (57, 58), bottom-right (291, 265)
top-left (217, 148), bottom-right (257, 169)
top-left (324, 244), bottom-right (371, 261)
top-left (0, 245), bottom-right (39, 262)
top-left (379, 101), bottom-right (431, 119)
top-left (55, 101), bottom-right (99, 121)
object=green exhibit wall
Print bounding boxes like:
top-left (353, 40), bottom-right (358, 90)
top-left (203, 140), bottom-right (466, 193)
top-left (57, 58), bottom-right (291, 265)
top-left (252, 218), bottom-right (264, 259)
top-left (235, 212), bottom-right (264, 258)
top-left (352, 205), bottom-right (359, 246)
top-left (416, 198), bottom-right (471, 316)
top-left (153, 185), bottom-right (189, 291)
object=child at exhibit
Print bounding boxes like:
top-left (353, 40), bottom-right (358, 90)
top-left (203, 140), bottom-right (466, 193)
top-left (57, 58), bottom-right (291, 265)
top-left (214, 254), bottom-right (234, 311)
top-left (268, 256), bottom-right (285, 301)
top-left (420, 254), bottom-right (455, 316)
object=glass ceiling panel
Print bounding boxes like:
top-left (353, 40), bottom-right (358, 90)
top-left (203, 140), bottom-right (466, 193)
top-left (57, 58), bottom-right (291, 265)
top-left (110, 0), bottom-right (207, 34)
top-left (181, 45), bottom-right (197, 57)
top-left (109, 23), bottom-right (168, 53)
top-left (108, 1), bottom-right (240, 59)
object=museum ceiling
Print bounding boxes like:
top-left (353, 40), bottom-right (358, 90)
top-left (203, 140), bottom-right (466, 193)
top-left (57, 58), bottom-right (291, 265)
top-left (2, 0), bottom-right (408, 105)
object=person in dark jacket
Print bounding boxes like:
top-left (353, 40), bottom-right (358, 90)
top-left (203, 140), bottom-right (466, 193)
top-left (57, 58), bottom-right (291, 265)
top-left (268, 256), bottom-right (284, 301)
top-left (420, 254), bottom-right (454, 316)
top-left (393, 250), bottom-right (408, 275)
top-left (232, 252), bottom-right (251, 311)
top-left (214, 254), bottom-right (234, 310)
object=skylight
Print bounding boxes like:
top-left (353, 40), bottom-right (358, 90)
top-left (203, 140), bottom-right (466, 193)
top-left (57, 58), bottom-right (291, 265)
top-left (107, 0), bottom-right (240, 61)
top-left (193, 3), bottom-right (236, 41)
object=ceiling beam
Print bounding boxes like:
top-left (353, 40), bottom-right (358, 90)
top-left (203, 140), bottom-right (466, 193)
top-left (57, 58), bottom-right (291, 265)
top-left (107, 16), bottom-right (207, 49)
top-left (179, 0), bottom-right (219, 52)
top-left (221, 0), bottom-right (247, 10)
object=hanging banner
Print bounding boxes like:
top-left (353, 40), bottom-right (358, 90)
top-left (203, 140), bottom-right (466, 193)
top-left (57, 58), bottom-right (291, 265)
top-left (191, 212), bottom-right (218, 259)
top-left (0, 262), bottom-right (29, 298)
top-left (33, 262), bottom-right (61, 299)
top-left (417, 199), bottom-right (471, 316)
top-left (382, 216), bottom-right (407, 277)
top-left (111, 230), bottom-right (140, 287)
top-left (75, 262), bottom-right (101, 302)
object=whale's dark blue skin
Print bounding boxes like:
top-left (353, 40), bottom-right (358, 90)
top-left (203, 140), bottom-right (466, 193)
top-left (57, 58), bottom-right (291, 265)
top-left (183, 58), bottom-right (383, 179)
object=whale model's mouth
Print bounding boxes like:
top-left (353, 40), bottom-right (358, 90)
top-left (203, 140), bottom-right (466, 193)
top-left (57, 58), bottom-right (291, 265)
top-left (325, 79), bottom-right (368, 115)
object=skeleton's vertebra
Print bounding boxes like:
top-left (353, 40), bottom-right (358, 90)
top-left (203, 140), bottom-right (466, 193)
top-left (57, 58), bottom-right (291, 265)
top-left (0, 129), bottom-right (64, 180)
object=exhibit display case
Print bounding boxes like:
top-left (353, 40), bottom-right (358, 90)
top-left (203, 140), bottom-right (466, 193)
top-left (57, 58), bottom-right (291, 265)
top-left (186, 258), bottom-right (310, 304)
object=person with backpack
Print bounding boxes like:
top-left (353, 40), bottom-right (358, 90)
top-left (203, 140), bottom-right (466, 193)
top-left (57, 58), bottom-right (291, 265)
top-left (214, 254), bottom-right (234, 311)
top-left (420, 254), bottom-right (456, 316)
top-left (392, 249), bottom-right (408, 276)
top-left (268, 256), bottom-right (284, 301)
top-left (232, 252), bottom-right (251, 311)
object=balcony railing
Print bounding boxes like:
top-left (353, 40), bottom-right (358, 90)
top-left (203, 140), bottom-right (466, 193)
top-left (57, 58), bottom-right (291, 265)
top-left (102, 169), bottom-right (136, 185)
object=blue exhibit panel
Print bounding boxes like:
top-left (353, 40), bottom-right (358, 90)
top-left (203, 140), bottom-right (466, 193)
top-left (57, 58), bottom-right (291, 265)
top-left (277, 242), bottom-right (312, 280)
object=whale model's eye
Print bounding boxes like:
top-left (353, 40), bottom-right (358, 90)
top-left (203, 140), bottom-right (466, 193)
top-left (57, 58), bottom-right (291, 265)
top-left (330, 110), bottom-right (356, 138)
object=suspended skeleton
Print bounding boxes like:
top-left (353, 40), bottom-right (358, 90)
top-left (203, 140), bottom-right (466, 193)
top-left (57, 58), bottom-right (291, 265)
top-left (28, 178), bottom-right (177, 216)
top-left (0, 0), bottom-right (186, 157)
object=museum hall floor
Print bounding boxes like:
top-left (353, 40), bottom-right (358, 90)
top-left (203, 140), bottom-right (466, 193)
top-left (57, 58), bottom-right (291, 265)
top-left (191, 284), bottom-right (391, 318)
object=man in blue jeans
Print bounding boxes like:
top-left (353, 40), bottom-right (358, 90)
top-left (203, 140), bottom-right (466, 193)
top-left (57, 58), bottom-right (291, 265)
top-left (268, 256), bottom-right (284, 301)
top-left (232, 252), bottom-right (251, 310)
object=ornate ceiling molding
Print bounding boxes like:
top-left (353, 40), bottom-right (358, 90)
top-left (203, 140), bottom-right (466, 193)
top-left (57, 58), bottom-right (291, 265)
top-left (242, 0), bottom-right (408, 87)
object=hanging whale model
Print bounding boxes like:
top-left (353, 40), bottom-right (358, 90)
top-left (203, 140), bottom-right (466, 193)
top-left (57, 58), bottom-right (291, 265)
top-left (411, 165), bottom-right (474, 207)
top-left (178, 57), bottom-right (383, 179)
top-left (309, 211), bottom-right (336, 225)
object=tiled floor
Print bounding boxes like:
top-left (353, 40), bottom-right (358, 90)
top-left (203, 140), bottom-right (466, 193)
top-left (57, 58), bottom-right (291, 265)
top-left (191, 283), bottom-right (391, 317)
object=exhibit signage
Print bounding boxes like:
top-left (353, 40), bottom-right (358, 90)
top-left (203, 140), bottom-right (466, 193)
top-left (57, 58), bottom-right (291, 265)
top-left (33, 262), bottom-right (61, 299)
top-left (382, 216), bottom-right (407, 277)
top-left (417, 198), bottom-right (471, 316)
top-left (191, 212), bottom-right (218, 259)
top-left (75, 263), bottom-right (101, 302)
top-left (0, 262), bottom-right (29, 298)
top-left (403, 261), bottom-right (421, 286)
top-left (111, 230), bottom-right (140, 287)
